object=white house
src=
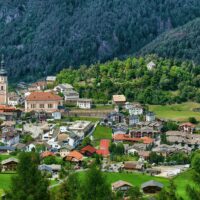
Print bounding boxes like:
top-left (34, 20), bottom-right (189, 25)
top-left (54, 84), bottom-right (74, 93)
top-left (77, 98), bottom-right (92, 109)
top-left (68, 132), bottom-right (81, 148)
top-left (129, 105), bottom-right (143, 115)
top-left (147, 61), bottom-right (156, 70)
top-left (64, 90), bottom-right (79, 101)
top-left (52, 111), bottom-right (61, 120)
top-left (46, 76), bottom-right (56, 84)
top-left (60, 126), bottom-right (68, 133)
top-left (68, 121), bottom-right (93, 138)
top-left (146, 112), bottom-right (155, 122)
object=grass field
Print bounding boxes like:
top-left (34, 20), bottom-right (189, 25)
top-left (149, 102), bottom-right (200, 121)
top-left (93, 125), bottom-right (112, 140)
top-left (0, 174), bottom-right (14, 191)
top-left (0, 155), bottom-right (16, 161)
top-left (173, 170), bottom-right (195, 200)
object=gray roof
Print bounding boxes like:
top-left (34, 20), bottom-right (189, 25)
top-left (1, 157), bottom-right (19, 165)
top-left (141, 180), bottom-right (163, 189)
top-left (0, 146), bottom-right (15, 151)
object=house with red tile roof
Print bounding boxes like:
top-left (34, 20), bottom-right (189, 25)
top-left (25, 92), bottom-right (63, 112)
top-left (179, 122), bottom-right (196, 133)
top-left (80, 145), bottom-right (96, 156)
top-left (65, 150), bottom-right (83, 162)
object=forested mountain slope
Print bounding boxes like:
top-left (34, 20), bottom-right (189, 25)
top-left (140, 18), bottom-right (200, 64)
top-left (0, 0), bottom-right (200, 81)
top-left (56, 55), bottom-right (200, 105)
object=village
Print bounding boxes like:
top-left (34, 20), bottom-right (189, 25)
top-left (0, 58), bottom-right (199, 198)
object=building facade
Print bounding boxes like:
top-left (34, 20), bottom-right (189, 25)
top-left (0, 55), bottom-right (8, 105)
top-left (25, 92), bottom-right (63, 112)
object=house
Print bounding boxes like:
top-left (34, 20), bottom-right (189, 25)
top-left (54, 84), bottom-right (74, 93)
top-left (0, 146), bottom-right (15, 153)
top-left (130, 127), bottom-right (159, 138)
top-left (112, 95), bottom-right (126, 105)
top-left (138, 151), bottom-right (150, 160)
top-left (0, 105), bottom-right (17, 121)
top-left (68, 132), bottom-right (81, 148)
top-left (77, 98), bottom-right (92, 109)
top-left (112, 126), bottom-right (128, 135)
top-left (68, 121), bottom-right (93, 138)
top-left (60, 146), bottom-right (73, 158)
top-left (141, 180), bottom-right (163, 194)
top-left (64, 90), bottom-right (79, 102)
top-left (28, 81), bottom-right (47, 92)
top-left (112, 180), bottom-right (133, 192)
top-left (106, 112), bottom-right (125, 124)
top-left (38, 164), bottom-right (61, 175)
top-left (96, 139), bottom-right (110, 157)
top-left (124, 161), bottom-right (144, 171)
top-left (147, 61), bottom-right (156, 70)
top-left (146, 112), bottom-right (155, 122)
top-left (129, 115), bottom-right (139, 126)
top-left (1, 127), bottom-right (19, 146)
top-left (80, 145), bottom-right (96, 156)
top-left (1, 158), bottom-right (19, 171)
top-left (52, 111), bottom-right (61, 120)
top-left (25, 91), bottom-right (63, 112)
top-left (46, 76), bottom-right (56, 84)
top-left (65, 150), bottom-right (83, 162)
top-left (179, 122), bottom-right (195, 133)
top-left (128, 104), bottom-right (143, 116)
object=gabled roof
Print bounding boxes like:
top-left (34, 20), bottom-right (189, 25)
top-left (179, 122), bottom-right (195, 127)
top-left (80, 145), bottom-right (96, 154)
top-left (66, 150), bottom-right (83, 161)
top-left (26, 92), bottom-right (62, 101)
top-left (1, 157), bottom-right (19, 165)
top-left (112, 180), bottom-right (133, 189)
top-left (40, 151), bottom-right (54, 159)
top-left (141, 180), bottom-right (163, 189)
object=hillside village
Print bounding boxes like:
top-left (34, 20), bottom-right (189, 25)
top-left (0, 56), bottom-right (200, 199)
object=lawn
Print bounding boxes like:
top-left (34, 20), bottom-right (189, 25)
top-left (0, 154), bottom-right (16, 161)
top-left (0, 174), bottom-right (15, 191)
top-left (149, 102), bottom-right (200, 121)
top-left (78, 171), bottom-right (169, 187)
top-left (93, 125), bottom-right (112, 140)
top-left (173, 170), bottom-right (195, 200)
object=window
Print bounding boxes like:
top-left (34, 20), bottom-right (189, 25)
top-left (40, 104), bottom-right (44, 109)
top-left (1, 86), bottom-right (3, 90)
top-left (31, 104), bottom-right (36, 108)
top-left (48, 104), bottom-right (53, 108)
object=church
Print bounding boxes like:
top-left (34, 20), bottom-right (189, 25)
top-left (0, 55), bottom-right (8, 105)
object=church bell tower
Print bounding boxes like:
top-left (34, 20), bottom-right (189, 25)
top-left (0, 55), bottom-right (8, 105)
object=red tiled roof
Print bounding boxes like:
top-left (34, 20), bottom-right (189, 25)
top-left (96, 149), bottom-right (110, 156)
top-left (113, 134), bottom-right (142, 142)
top-left (179, 122), bottom-right (196, 127)
top-left (141, 137), bottom-right (154, 144)
top-left (100, 139), bottom-right (110, 150)
top-left (67, 151), bottom-right (83, 161)
top-left (0, 105), bottom-right (16, 112)
top-left (26, 92), bottom-right (62, 101)
top-left (80, 145), bottom-right (96, 154)
top-left (40, 151), bottom-right (54, 159)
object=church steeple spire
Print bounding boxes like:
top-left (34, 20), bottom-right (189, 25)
top-left (0, 54), bottom-right (7, 76)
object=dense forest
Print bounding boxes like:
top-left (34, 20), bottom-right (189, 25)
top-left (56, 55), bottom-right (200, 105)
top-left (140, 18), bottom-right (200, 64)
top-left (0, 0), bottom-right (200, 81)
